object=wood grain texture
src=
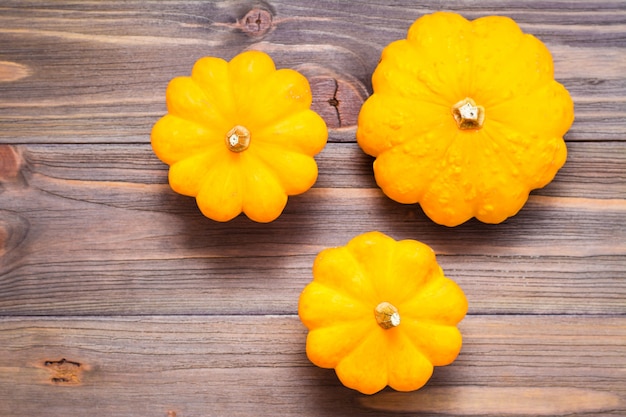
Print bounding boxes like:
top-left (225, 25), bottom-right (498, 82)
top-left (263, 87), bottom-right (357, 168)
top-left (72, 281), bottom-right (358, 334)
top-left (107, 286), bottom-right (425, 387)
top-left (0, 0), bottom-right (625, 416)
top-left (0, 0), bottom-right (624, 142)
top-left (0, 316), bottom-right (624, 417)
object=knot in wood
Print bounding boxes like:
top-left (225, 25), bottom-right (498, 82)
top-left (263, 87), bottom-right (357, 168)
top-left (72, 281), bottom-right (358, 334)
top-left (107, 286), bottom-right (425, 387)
top-left (239, 8), bottom-right (273, 37)
top-left (0, 145), bottom-right (23, 182)
top-left (296, 65), bottom-right (368, 129)
top-left (43, 358), bottom-right (83, 385)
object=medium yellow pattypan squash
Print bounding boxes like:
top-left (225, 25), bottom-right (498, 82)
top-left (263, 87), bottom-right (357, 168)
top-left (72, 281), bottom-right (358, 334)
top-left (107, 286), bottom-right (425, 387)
top-left (357, 12), bottom-right (574, 226)
top-left (298, 231), bottom-right (468, 394)
top-left (151, 50), bottom-right (328, 222)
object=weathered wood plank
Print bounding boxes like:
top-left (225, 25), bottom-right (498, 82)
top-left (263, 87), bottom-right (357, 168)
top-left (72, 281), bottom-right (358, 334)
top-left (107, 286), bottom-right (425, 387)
top-left (2, 170), bottom-right (624, 260)
top-left (360, 387), bottom-right (625, 415)
top-left (11, 140), bottom-right (626, 197)
top-left (1, 192), bottom-right (624, 316)
top-left (1, 252), bottom-right (624, 316)
top-left (0, 0), bottom-right (624, 142)
top-left (1, 142), bottom-right (625, 315)
top-left (0, 315), bottom-right (624, 417)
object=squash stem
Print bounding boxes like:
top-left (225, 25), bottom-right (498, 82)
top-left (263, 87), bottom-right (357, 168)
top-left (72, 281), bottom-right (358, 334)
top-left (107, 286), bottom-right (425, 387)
top-left (452, 97), bottom-right (485, 130)
top-left (225, 125), bottom-right (251, 152)
top-left (375, 302), bottom-right (400, 329)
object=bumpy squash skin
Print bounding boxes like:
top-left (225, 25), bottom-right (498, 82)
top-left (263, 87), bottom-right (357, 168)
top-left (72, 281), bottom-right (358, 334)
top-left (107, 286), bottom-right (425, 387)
top-left (298, 231), bottom-right (468, 395)
top-left (151, 51), bottom-right (328, 222)
top-left (356, 12), bottom-right (574, 226)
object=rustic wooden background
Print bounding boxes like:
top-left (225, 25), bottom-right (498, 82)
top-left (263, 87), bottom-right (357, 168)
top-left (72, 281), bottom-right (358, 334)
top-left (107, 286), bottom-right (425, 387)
top-left (1, 1), bottom-right (625, 416)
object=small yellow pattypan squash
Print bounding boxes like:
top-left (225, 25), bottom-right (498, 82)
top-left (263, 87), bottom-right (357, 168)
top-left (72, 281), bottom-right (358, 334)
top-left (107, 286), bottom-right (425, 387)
top-left (298, 231), bottom-right (468, 394)
top-left (151, 50), bottom-right (328, 222)
top-left (357, 12), bottom-right (574, 226)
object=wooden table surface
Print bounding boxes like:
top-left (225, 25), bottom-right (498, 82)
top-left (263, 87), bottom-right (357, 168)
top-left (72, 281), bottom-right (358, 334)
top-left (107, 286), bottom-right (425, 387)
top-left (1, 1), bottom-right (625, 416)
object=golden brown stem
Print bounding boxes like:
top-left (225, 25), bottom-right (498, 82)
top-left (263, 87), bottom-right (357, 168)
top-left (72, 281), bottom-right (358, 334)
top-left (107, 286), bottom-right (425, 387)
top-left (452, 97), bottom-right (485, 130)
top-left (225, 125), bottom-right (251, 152)
top-left (374, 302), bottom-right (400, 329)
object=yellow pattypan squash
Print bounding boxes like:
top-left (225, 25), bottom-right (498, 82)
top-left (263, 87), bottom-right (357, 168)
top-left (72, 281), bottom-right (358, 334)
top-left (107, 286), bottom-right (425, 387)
top-left (357, 12), bottom-right (574, 226)
top-left (298, 231), bottom-right (468, 394)
top-left (151, 50), bottom-right (328, 222)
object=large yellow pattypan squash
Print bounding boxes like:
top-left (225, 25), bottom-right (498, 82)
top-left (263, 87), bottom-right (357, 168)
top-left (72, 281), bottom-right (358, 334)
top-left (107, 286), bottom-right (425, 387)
top-left (298, 231), bottom-right (468, 394)
top-left (151, 50), bottom-right (328, 222)
top-left (357, 12), bottom-right (574, 226)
